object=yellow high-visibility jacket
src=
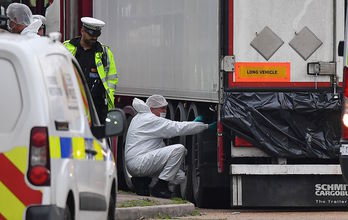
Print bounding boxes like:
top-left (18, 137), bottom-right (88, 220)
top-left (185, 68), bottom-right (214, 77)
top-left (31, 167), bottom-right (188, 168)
top-left (64, 37), bottom-right (118, 109)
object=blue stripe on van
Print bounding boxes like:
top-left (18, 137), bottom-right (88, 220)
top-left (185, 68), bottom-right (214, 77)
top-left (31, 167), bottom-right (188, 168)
top-left (60, 137), bottom-right (72, 158)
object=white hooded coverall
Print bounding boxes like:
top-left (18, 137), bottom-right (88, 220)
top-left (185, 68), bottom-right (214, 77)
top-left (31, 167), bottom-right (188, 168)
top-left (6, 3), bottom-right (42, 36)
top-left (125, 98), bottom-right (208, 184)
top-left (21, 19), bottom-right (42, 36)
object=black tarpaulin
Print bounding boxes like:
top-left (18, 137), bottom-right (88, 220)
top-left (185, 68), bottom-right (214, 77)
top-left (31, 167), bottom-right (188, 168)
top-left (221, 91), bottom-right (342, 158)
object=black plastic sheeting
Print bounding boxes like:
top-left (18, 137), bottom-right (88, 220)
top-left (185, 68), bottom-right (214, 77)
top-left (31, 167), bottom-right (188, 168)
top-left (221, 91), bottom-right (342, 158)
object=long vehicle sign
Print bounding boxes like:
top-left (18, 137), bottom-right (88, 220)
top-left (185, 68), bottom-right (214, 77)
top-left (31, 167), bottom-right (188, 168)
top-left (235, 62), bottom-right (290, 82)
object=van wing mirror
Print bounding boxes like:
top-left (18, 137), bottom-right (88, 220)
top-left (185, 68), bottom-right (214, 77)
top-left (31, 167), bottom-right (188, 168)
top-left (338, 41), bottom-right (344, 57)
top-left (105, 108), bottom-right (126, 137)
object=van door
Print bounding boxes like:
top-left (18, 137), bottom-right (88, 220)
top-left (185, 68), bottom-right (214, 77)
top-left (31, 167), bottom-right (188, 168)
top-left (0, 51), bottom-right (43, 220)
top-left (70, 62), bottom-right (109, 206)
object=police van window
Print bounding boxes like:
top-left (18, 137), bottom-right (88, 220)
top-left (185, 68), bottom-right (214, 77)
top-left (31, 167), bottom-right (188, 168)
top-left (42, 54), bottom-right (82, 132)
top-left (0, 58), bottom-right (22, 133)
top-left (72, 63), bottom-right (92, 126)
top-left (71, 61), bottom-right (102, 128)
top-left (23, 0), bottom-right (51, 15)
top-left (1, 0), bottom-right (51, 19)
top-left (0, 1), bottom-right (10, 30)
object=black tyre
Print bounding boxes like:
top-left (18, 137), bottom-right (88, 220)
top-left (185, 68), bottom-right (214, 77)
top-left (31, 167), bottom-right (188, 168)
top-left (107, 184), bottom-right (116, 220)
top-left (166, 101), bottom-right (175, 120)
top-left (116, 135), bottom-right (127, 190)
top-left (181, 136), bottom-right (193, 201)
top-left (191, 131), bottom-right (211, 207)
top-left (117, 106), bottom-right (136, 191)
top-left (188, 103), bottom-right (229, 208)
top-left (64, 202), bottom-right (72, 220)
top-left (187, 103), bottom-right (204, 206)
top-left (165, 101), bottom-right (176, 145)
top-left (174, 102), bottom-right (187, 146)
top-left (118, 115), bottom-right (134, 191)
top-left (174, 102), bottom-right (192, 200)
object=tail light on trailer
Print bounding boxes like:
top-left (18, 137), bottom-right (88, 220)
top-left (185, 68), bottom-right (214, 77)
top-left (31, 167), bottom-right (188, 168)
top-left (342, 66), bottom-right (348, 140)
top-left (235, 136), bottom-right (253, 147)
top-left (217, 121), bottom-right (224, 173)
top-left (27, 127), bottom-right (50, 186)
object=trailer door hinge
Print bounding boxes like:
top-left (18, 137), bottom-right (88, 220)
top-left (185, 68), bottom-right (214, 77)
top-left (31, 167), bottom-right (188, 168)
top-left (221, 56), bottom-right (235, 72)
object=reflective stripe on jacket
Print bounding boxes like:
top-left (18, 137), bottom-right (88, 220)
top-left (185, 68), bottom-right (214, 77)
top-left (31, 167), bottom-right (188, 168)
top-left (63, 38), bottom-right (118, 109)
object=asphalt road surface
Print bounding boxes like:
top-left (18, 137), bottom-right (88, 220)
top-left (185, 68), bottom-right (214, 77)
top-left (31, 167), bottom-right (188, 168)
top-left (177, 208), bottom-right (348, 220)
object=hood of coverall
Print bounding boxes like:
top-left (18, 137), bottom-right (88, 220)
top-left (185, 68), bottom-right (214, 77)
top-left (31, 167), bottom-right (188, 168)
top-left (21, 19), bottom-right (42, 36)
top-left (6, 3), bottom-right (32, 26)
top-left (132, 98), bottom-right (151, 113)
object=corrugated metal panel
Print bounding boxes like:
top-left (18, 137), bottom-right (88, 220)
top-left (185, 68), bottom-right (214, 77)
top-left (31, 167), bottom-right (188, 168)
top-left (94, 0), bottom-right (220, 102)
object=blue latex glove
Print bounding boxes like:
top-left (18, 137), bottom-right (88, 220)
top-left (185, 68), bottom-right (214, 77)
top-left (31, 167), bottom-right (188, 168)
top-left (194, 115), bottom-right (204, 122)
top-left (208, 121), bottom-right (217, 131)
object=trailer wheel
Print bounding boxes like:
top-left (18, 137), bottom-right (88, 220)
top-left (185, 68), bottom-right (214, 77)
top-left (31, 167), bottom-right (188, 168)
top-left (191, 131), bottom-right (218, 207)
top-left (165, 101), bottom-right (176, 145)
top-left (187, 103), bottom-right (207, 206)
top-left (117, 106), bottom-right (136, 191)
top-left (188, 103), bottom-right (229, 208)
top-left (174, 102), bottom-right (192, 200)
top-left (191, 133), bottom-right (204, 206)
top-left (166, 101), bottom-right (175, 120)
top-left (174, 102), bottom-right (187, 147)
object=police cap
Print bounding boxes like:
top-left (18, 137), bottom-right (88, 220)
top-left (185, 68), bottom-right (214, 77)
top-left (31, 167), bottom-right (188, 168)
top-left (81, 17), bottom-right (105, 37)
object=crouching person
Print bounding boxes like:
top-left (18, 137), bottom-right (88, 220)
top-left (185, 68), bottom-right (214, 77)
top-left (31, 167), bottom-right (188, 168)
top-left (125, 95), bottom-right (209, 198)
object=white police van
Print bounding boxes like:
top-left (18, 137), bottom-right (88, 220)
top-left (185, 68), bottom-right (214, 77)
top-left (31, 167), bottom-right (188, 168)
top-left (0, 30), bottom-right (125, 220)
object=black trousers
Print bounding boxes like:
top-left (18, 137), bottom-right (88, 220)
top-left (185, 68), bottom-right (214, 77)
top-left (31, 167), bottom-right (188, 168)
top-left (95, 102), bottom-right (108, 124)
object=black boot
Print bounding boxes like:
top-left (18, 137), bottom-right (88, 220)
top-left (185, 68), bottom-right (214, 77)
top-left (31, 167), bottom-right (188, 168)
top-left (170, 184), bottom-right (181, 198)
top-left (150, 179), bottom-right (172, 199)
top-left (131, 177), bottom-right (151, 196)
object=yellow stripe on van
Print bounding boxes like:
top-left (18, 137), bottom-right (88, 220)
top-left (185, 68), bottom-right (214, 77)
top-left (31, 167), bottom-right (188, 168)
top-left (72, 137), bottom-right (85, 159)
top-left (4, 147), bottom-right (27, 174)
top-left (0, 181), bottom-right (25, 220)
top-left (49, 136), bottom-right (61, 159)
top-left (93, 140), bottom-right (104, 161)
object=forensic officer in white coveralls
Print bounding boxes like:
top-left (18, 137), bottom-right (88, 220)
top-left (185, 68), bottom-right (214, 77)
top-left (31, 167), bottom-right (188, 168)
top-left (125, 95), bottom-right (215, 198)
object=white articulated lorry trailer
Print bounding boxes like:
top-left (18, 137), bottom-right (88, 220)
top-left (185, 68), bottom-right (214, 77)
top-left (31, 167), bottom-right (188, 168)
top-left (95, 0), bottom-right (348, 208)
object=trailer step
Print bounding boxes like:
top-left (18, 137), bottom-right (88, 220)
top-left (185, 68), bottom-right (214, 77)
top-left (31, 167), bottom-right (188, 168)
top-left (230, 164), bottom-right (342, 175)
top-left (231, 173), bottom-right (348, 208)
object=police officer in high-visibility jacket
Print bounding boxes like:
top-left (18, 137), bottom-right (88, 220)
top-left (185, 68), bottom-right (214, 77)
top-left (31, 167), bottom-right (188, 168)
top-left (64, 17), bottom-right (118, 123)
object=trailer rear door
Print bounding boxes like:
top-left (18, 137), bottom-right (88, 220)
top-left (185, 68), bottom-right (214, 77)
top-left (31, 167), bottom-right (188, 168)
top-left (231, 0), bottom-right (344, 89)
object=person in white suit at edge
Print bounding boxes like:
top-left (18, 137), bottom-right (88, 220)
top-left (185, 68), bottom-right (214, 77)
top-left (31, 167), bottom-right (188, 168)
top-left (6, 3), bottom-right (41, 36)
top-left (125, 94), bottom-right (216, 198)
top-left (33, 14), bottom-right (46, 36)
